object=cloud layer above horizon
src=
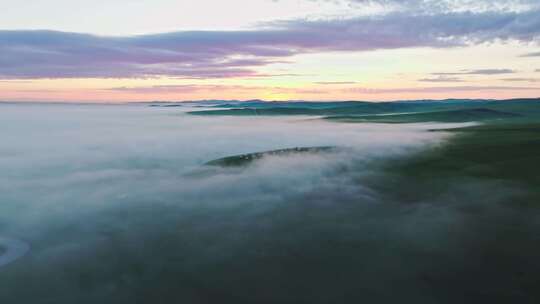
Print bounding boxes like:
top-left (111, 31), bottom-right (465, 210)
top-left (1, 0), bottom-right (539, 101)
top-left (1, 7), bottom-right (540, 79)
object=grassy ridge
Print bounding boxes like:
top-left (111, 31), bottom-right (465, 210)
top-left (205, 146), bottom-right (336, 167)
top-left (187, 99), bottom-right (540, 119)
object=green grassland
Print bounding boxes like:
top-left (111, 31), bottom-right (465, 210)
top-left (320, 99), bottom-right (540, 210)
top-left (187, 99), bottom-right (540, 302)
top-left (359, 119), bottom-right (540, 302)
top-left (367, 120), bottom-right (540, 205)
top-left (196, 112), bottom-right (540, 302)
top-left (201, 100), bottom-right (540, 196)
top-left (329, 101), bottom-right (540, 303)
top-left (188, 99), bottom-right (540, 119)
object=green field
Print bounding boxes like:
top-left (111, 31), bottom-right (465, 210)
top-left (191, 100), bottom-right (540, 302)
top-left (196, 101), bottom-right (540, 302)
top-left (188, 99), bottom-right (540, 120)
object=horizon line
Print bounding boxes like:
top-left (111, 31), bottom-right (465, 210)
top-left (2, 97), bottom-right (540, 105)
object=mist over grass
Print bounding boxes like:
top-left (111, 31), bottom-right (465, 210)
top-left (0, 103), bottom-right (452, 241)
top-left (0, 103), bottom-right (537, 303)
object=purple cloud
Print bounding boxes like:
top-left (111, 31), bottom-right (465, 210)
top-left (108, 84), bottom-right (540, 96)
top-left (346, 85), bottom-right (540, 94)
top-left (432, 69), bottom-right (516, 76)
top-left (325, 0), bottom-right (540, 12)
top-left (501, 77), bottom-right (540, 82)
top-left (0, 8), bottom-right (539, 79)
top-left (108, 84), bottom-right (270, 93)
top-left (106, 84), bottom-right (328, 95)
top-left (418, 76), bottom-right (466, 82)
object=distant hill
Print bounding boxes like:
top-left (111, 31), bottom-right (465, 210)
top-left (185, 98), bottom-right (540, 122)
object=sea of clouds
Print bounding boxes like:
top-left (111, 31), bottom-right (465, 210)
top-left (0, 103), bottom-right (533, 303)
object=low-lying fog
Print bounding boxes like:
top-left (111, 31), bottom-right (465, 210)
top-left (0, 103), bottom-right (525, 303)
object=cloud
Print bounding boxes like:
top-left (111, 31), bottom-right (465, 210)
top-left (331, 0), bottom-right (540, 13)
top-left (110, 83), bottom-right (540, 96)
top-left (0, 80), bottom-right (33, 84)
top-left (346, 85), bottom-right (540, 94)
top-left (521, 51), bottom-right (540, 57)
top-left (0, 30), bottom-right (296, 79)
top-left (108, 84), bottom-right (262, 94)
top-left (467, 69), bottom-right (516, 75)
top-left (0, 8), bottom-right (539, 79)
top-left (418, 76), bottom-right (466, 83)
top-left (106, 84), bottom-right (328, 95)
top-left (432, 69), bottom-right (516, 76)
top-left (314, 81), bottom-right (358, 85)
top-left (501, 77), bottom-right (540, 82)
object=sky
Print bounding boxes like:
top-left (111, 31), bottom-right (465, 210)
top-left (1, 0), bottom-right (540, 102)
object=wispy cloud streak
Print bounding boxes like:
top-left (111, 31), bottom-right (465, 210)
top-left (432, 69), bottom-right (516, 76)
top-left (501, 78), bottom-right (540, 82)
top-left (346, 85), bottom-right (540, 94)
top-left (418, 76), bottom-right (466, 83)
top-left (520, 52), bottom-right (540, 57)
